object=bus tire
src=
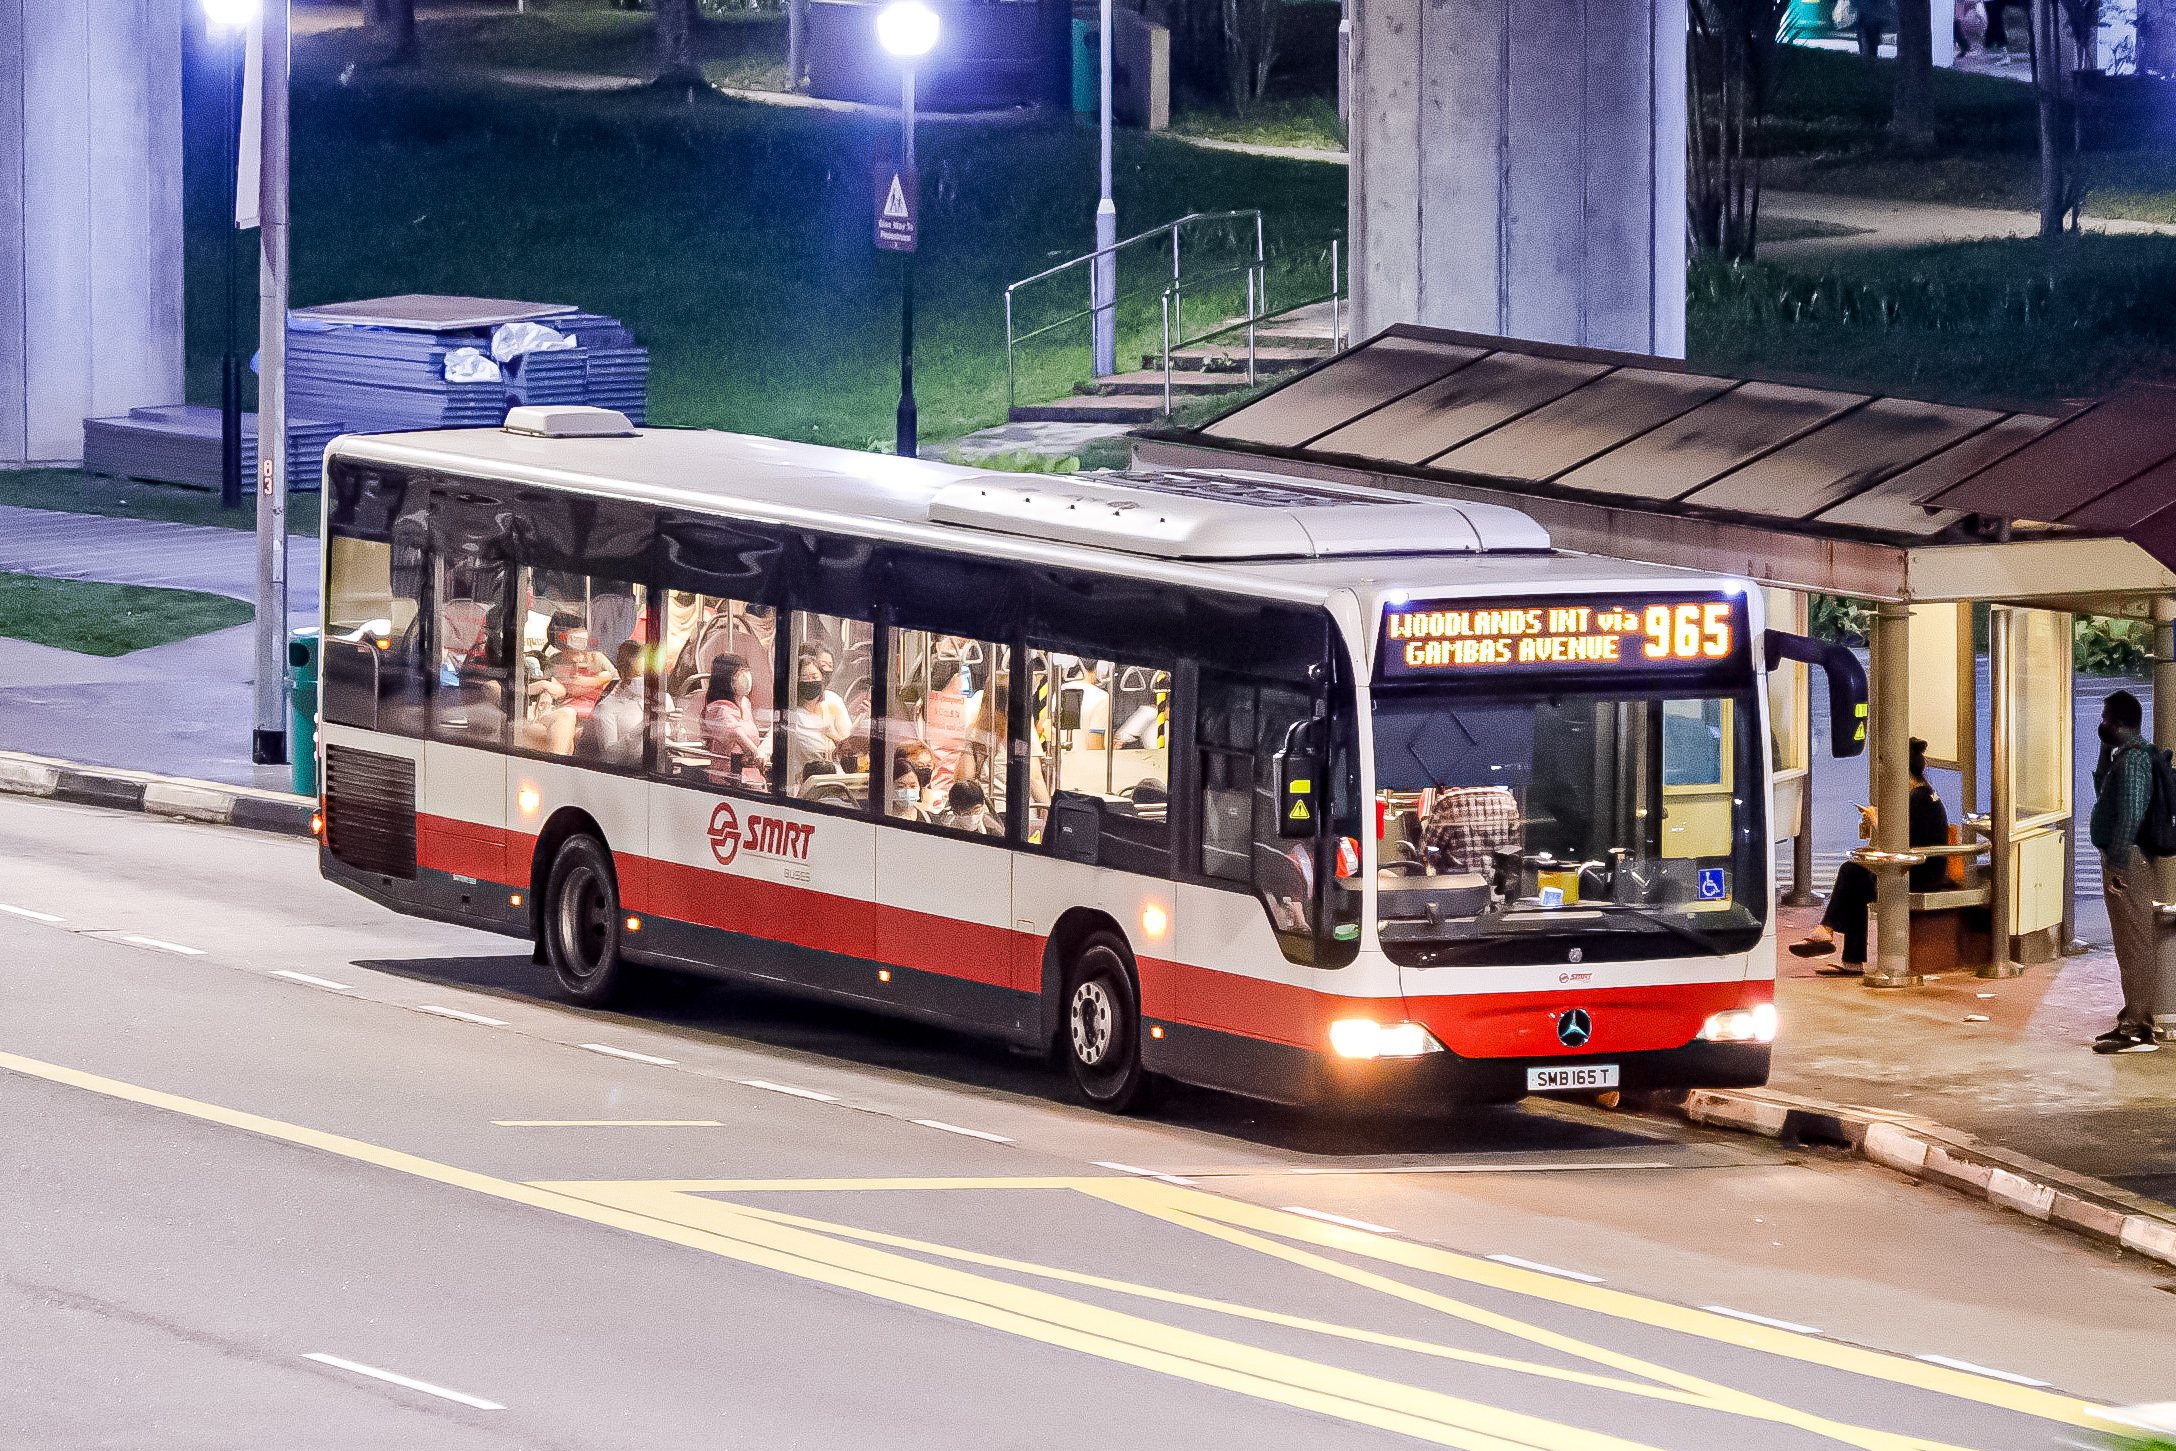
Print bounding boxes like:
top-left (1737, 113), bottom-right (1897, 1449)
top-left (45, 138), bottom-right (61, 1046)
top-left (1063, 934), bottom-right (1149, 1113)
top-left (544, 835), bottom-right (625, 1005)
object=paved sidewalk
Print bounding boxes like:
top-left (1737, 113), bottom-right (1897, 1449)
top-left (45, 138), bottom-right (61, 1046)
top-left (1761, 189), bottom-right (2176, 257)
top-left (1771, 899), bottom-right (2176, 1207)
top-left (0, 505), bottom-right (318, 792)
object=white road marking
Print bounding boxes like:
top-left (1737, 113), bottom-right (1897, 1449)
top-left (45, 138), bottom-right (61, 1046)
top-left (123, 935), bottom-right (204, 956)
top-left (1486, 1253), bottom-right (1605, 1283)
top-left (1702, 1306), bottom-right (1822, 1335)
top-left (1093, 1160), bottom-right (1197, 1187)
top-left (741, 1079), bottom-right (839, 1103)
top-left (1288, 1161), bottom-right (1676, 1176)
top-left (302, 1353), bottom-right (504, 1410)
top-left (912, 1118), bottom-right (1013, 1144)
top-left (1916, 1354), bottom-right (2051, 1387)
top-left (492, 1120), bottom-right (723, 1128)
top-left (0, 903), bottom-right (62, 923)
top-left (579, 1043), bottom-right (676, 1066)
top-left (416, 1005), bottom-right (508, 1027)
top-left (273, 970), bottom-right (352, 991)
top-left (1280, 1206), bottom-right (1396, 1235)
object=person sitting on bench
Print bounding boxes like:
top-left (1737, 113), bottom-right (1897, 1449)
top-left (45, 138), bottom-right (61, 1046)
top-left (1791, 737), bottom-right (1950, 975)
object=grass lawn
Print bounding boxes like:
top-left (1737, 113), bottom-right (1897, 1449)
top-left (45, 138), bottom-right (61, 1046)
top-left (181, 13), bottom-right (1346, 445)
top-left (0, 573), bottom-right (253, 657)
top-left (0, 468), bottom-right (320, 537)
top-left (1168, 98), bottom-right (1345, 153)
top-left (1686, 234), bottom-right (2176, 406)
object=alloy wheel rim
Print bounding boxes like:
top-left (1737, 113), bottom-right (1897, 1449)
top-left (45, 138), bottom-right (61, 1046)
top-left (1070, 979), bottom-right (1114, 1067)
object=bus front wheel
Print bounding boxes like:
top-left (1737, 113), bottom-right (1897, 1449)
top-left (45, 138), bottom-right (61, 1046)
top-left (545, 835), bottom-right (625, 1005)
top-left (1064, 935), bottom-right (1149, 1113)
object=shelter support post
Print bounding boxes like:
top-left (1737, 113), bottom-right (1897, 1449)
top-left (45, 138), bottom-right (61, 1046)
top-left (2156, 598), bottom-right (2176, 1040)
top-left (1790, 817), bottom-right (1815, 907)
top-left (1868, 602), bottom-right (1918, 988)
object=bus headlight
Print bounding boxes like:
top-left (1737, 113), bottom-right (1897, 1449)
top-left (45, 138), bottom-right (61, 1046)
top-left (1697, 1003), bottom-right (1778, 1044)
top-left (1329, 1019), bottom-right (1445, 1059)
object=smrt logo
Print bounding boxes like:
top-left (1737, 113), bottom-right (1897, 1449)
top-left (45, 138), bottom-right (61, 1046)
top-left (707, 801), bottom-right (814, 868)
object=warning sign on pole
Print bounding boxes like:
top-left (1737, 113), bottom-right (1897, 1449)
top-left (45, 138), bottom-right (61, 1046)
top-left (875, 163), bottom-right (917, 252)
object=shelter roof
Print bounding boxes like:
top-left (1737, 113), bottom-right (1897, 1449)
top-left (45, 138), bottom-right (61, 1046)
top-left (1139, 325), bottom-right (2176, 608)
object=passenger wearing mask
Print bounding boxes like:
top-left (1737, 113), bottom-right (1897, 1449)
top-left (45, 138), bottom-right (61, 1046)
top-left (889, 745), bottom-right (933, 822)
top-left (544, 614), bottom-right (618, 723)
top-left (939, 780), bottom-right (1002, 836)
top-left (921, 656), bottom-right (976, 796)
top-left (790, 649), bottom-right (853, 774)
top-left (701, 653), bottom-right (768, 789)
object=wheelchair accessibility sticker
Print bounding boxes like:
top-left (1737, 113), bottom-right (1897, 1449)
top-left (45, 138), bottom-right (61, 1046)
top-left (1697, 867), bottom-right (1727, 901)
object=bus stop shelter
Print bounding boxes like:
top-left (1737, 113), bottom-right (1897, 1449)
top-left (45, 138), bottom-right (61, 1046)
top-left (1134, 325), bottom-right (2176, 988)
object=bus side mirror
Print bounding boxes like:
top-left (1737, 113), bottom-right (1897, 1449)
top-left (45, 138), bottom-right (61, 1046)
top-left (1275, 719), bottom-right (1322, 839)
top-left (1765, 629), bottom-right (1867, 759)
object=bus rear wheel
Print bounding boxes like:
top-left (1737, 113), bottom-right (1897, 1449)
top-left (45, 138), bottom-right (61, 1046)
top-left (1064, 935), bottom-right (1149, 1113)
top-left (545, 835), bottom-right (625, 1005)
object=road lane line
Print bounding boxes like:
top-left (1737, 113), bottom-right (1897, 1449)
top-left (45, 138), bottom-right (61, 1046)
top-left (1703, 1307), bottom-right (1821, 1335)
top-left (301, 1353), bottom-right (504, 1410)
top-left (912, 1119), bottom-right (1014, 1143)
top-left (740, 1079), bottom-right (839, 1103)
top-left (1485, 1254), bottom-right (1605, 1284)
top-left (417, 1005), bottom-right (508, 1027)
top-left (493, 1120), bottom-right (725, 1128)
top-left (124, 935), bottom-right (204, 956)
top-left (1916, 1355), bottom-right (2050, 1388)
top-left (0, 903), bottom-right (62, 923)
top-left (579, 1043), bottom-right (676, 1066)
top-left (1281, 1207), bottom-right (1395, 1235)
top-left (1094, 1160), bottom-right (1197, 1187)
top-left (273, 970), bottom-right (352, 991)
top-left (0, 1051), bottom-right (2105, 1438)
top-left (1288, 1162), bottom-right (1677, 1176)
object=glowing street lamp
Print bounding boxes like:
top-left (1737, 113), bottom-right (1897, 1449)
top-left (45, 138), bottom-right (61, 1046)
top-left (877, 0), bottom-right (937, 459)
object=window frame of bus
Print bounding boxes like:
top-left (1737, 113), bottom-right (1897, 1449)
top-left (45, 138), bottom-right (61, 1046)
top-left (322, 459), bottom-right (430, 734)
top-left (650, 515), bottom-right (794, 807)
top-left (879, 613), bottom-right (1016, 843)
top-left (1374, 592), bottom-right (1751, 687)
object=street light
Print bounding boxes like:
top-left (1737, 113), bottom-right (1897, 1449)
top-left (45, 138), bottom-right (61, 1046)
top-left (877, 0), bottom-right (936, 459)
top-left (203, 0), bottom-right (257, 511)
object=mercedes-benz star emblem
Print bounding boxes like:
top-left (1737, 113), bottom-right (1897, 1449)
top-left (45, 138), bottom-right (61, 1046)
top-left (1557, 1008), bottom-right (1593, 1048)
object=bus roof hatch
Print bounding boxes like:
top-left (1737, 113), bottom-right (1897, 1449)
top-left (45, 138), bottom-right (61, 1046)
top-left (926, 468), bottom-right (1549, 560)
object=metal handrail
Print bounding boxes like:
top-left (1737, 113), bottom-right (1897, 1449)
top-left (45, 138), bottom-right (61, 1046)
top-left (1004, 210), bottom-right (1263, 412)
top-left (1151, 240), bottom-right (1348, 414)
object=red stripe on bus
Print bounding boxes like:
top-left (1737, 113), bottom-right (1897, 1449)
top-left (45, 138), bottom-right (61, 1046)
top-left (1403, 980), bottom-right (1770, 1058)
top-left (416, 815), bottom-right (509, 884)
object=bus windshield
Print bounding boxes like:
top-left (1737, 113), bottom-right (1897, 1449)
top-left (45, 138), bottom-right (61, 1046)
top-left (1371, 686), bottom-right (1765, 965)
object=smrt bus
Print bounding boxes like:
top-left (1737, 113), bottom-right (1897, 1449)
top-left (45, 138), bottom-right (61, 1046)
top-left (314, 405), bottom-right (1864, 1112)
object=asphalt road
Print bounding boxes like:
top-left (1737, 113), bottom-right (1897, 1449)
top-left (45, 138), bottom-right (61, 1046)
top-left (3, 794), bottom-right (2170, 1449)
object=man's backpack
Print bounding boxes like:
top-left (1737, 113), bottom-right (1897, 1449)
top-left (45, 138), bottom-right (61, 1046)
top-left (2137, 745), bottom-right (2176, 859)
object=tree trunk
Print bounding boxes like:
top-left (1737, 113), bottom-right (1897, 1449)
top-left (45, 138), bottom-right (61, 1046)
top-left (654, 0), bottom-right (705, 88)
top-left (788, 0), bottom-right (807, 90)
top-left (1891, 0), bottom-right (1935, 150)
top-left (2031, 0), bottom-right (2070, 237)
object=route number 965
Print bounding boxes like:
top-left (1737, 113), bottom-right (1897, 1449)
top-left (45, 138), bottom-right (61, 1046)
top-left (1643, 603), bottom-right (1733, 661)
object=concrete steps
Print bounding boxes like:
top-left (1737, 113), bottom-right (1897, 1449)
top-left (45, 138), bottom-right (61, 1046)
top-left (1007, 394), bottom-right (1172, 424)
top-left (1139, 344), bottom-right (1329, 374)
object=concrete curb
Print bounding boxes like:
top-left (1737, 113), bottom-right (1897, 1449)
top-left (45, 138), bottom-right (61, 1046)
top-left (0, 750), bottom-right (314, 839)
top-left (1676, 1087), bottom-right (2176, 1269)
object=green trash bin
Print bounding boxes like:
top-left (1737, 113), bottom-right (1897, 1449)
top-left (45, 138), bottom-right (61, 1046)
top-left (288, 629), bottom-right (320, 799)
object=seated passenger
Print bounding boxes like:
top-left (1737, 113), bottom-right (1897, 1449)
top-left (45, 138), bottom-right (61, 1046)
top-left (889, 746), bottom-right (932, 822)
top-left (790, 650), bottom-right (853, 772)
top-left (590, 639), bottom-right (648, 762)
top-left (544, 614), bottom-right (618, 721)
top-left (1422, 786), bottom-right (1522, 874)
top-left (700, 653), bottom-right (768, 789)
top-left (939, 780), bottom-right (1002, 836)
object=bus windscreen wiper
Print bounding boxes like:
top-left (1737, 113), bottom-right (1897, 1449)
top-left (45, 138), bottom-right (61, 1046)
top-left (1595, 902), bottom-right (1733, 957)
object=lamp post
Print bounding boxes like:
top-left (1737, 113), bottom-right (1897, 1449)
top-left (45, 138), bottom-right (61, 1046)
top-left (877, 0), bottom-right (937, 460)
top-left (204, 0), bottom-right (255, 511)
top-left (1091, 0), bottom-right (1114, 377)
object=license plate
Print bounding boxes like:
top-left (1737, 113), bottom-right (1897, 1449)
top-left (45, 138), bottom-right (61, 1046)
top-left (1528, 1064), bottom-right (1619, 1092)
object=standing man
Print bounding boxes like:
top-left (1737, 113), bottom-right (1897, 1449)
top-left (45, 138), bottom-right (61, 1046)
top-left (2089, 689), bottom-right (2163, 1054)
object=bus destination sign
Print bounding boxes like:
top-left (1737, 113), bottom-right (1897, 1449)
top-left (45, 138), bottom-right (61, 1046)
top-left (1381, 595), bottom-right (1743, 679)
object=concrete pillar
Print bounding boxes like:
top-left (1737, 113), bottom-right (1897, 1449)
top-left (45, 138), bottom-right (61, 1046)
top-left (1348, 0), bottom-right (1686, 357)
top-left (1868, 601), bottom-right (1918, 988)
top-left (0, 1), bottom-right (185, 466)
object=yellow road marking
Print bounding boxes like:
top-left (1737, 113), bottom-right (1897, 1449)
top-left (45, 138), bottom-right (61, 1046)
top-left (1079, 1181), bottom-right (2101, 1430)
top-left (0, 1050), bottom-right (2102, 1448)
top-left (491, 1120), bottom-right (726, 1128)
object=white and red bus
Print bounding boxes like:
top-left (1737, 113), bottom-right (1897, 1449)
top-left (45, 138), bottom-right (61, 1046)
top-left (316, 406), bottom-right (1861, 1111)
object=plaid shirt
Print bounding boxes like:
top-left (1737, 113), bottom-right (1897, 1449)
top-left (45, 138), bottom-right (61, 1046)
top-left (2091, 734), bottom-right (2154, 861)
top-left (1423, 786), bottom-right (1523, 872)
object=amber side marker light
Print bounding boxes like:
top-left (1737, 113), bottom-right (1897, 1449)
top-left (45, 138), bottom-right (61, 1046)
top-left (624, 916), bottom-right (642, 933)
top-left (308, 812), bottom-right (324, 836)
top-left (510, 893), bottom-right (524, 908)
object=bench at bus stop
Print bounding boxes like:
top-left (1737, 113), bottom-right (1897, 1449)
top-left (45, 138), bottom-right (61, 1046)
top-left (1853, 830), bottom-right (1994, 974)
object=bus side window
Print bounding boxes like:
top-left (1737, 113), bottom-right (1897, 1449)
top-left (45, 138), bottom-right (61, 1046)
top-left (652, 591), bottom-right (777, 794)
top-left (885, 627), bottom-right (1009, 837)
top-left (1026, 646), bottom-right (1168, 871)
top-left (788, 609), bottom-right (874, 809)
top-left (323, 529), bottom-right (427, 734)
top-left (429, 544), bottom-right (511, 750)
